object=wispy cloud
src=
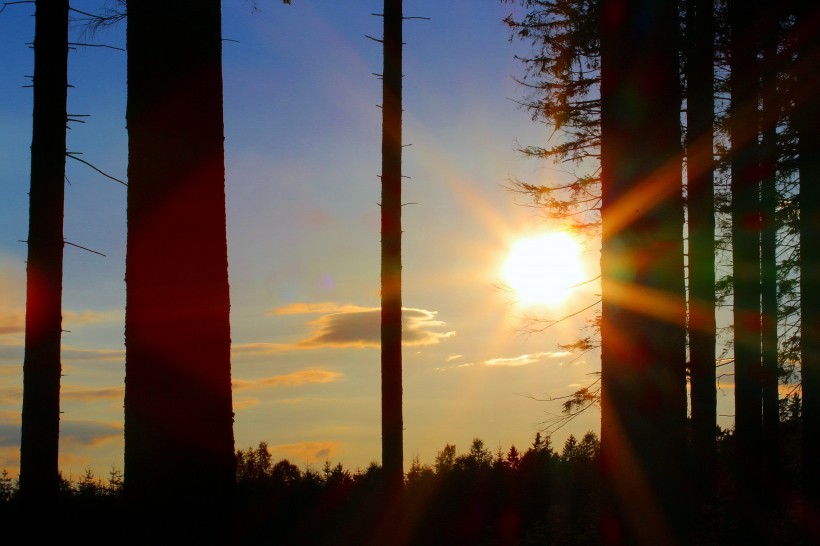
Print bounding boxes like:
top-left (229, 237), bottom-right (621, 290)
top-left (297, 306), bottom-right (454, 349)
top-left (232, 369), bottom-right (342, 391)
top-left (0, 447), bottom-right (19, 474)
top-left (63, 309), bottom-right (122, 327)
top-left (446, 354), bottom-right (463, 362)
top-left (271, 302), bottom-right (359, 316)
top-left (255, 303), bottom-right (455, 351)
top-left (61, 386), bottom-right (124, 403)
top-left (0, 308), bottom-right (120, 337)
top-left (0, 309), bottom-right (24, 335)
top-left (435, 351), bottom-right (571, 371)
top-left (60, 420), bottom-right (122, 448)
top-left (485, 351), bottom-right (570, 367)
top-left (0, 386), bottom-right (21, 406)
top-left (268, 441), bottom-right (340, 463)
top-left (62, 346), bottom-right (125, 362)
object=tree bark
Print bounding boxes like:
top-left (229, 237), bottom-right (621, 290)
top-left (124, 0), bottom-right (235, 534)
top-left (381, 0), bottom-right (404, 494)
top-left (759, 0), bottom-right (781, 502)
top-left (19, 0), bottom-right (69, 509)
top-left (795, 0), bottom-right (820, 512)
top-left (728, 0), bottom-right (764, 529)
top-left (685, 0), bottom-right (717, 505)
top-left (599, 1), bottom-right (689, 544)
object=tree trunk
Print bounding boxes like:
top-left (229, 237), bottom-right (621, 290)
top-left (19, 0), bottom-right (69, 509)
top-left (795, 0), bottom-right (820, 512)
top-left (685, 0), bottom-right (717, 505)
top-left (728, 0), bottom-right (764, 528)
top-left (599, 1), bottom-right (689, 544)
top-left (759, 0), bottom-right (781, 503)
top-left (124, 0), bottom-right (235, 535)
top-left (381, 0), bottom-right (404, 494)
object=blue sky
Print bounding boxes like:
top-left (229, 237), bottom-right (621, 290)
top-left (0, 0), bottom-right (622, 478)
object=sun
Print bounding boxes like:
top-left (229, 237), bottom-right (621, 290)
top-left (503, 232), bottom-right (585, 306)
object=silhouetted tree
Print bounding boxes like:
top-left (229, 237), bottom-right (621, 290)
top-left (380, 0), bottom-right (404, 494)
top-left (123, 0), bottom-right (235, 535)
top-left (599, 1), bottom-right (689, 545)
top-left (759, 0), bottom-right (783, 497)
top-left (19, 0), bottom-right (69, 510)
top-left (685, 0), bottom-right (718, 505)
top-left (728, 0), bottom-right (764, 529)
top-left (795, 0), bottom-right (820, 511)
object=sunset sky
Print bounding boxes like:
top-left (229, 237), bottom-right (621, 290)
top-left (0, 0), bottom-right (731, 480)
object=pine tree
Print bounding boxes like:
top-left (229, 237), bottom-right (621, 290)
top-left (19, 0), bottom-right (69, 509)
top-left (599, 1), bottom-right (689, 543)
top-left (685, 0), bottom-right (718, 503)
top-left (728, 0), bottom-right (764, 525)
top-left (380, 0), bottom-right (404, 493)
top-left (123, 0), bottom-right (235, 533)
top-left (795, 0), bottom-right (820, 509)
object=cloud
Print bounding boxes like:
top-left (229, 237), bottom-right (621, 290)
top-left (61, 386), bottom-right (124, 403)
top-left (61, 346), bottom-right (125, 362)
top-left (233, 398), bottom-right (260, 410)
top-left (271, 302), bottom-right (358, 316)
top-left (232, 369), bottom-right (342, 391)
top-left (268, 441), bottom-right (340, 463)
top-left (0, 421), bottom-right (20, 447)
top-left (0, 386), bottom-right (21, 406)
top-left (484, 351), bottom-right (570, 367)
top-left (446, 354), bottom-right (463, 362)
top-left (0, 309), bottom-right (24, 335)
top-left (63, 309), bottom-right (122, 327)
top-left (0, 341), bottom-right (123, 364)
top-left (231, 342), bottom-right (288, 355)
top-left (0, 447), bottom-right (19, 474)
top-left (60, 420), bottom-right (122, 448)
top-left (296, 306), bottom-right (454, 349)
top-left (0, 308), bottom-right (120, 337)
top-left (435, 351), bottom-right (571, 371)
top-left (249, 304), bottom-right (456, 351)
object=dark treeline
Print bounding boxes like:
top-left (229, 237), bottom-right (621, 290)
top-left (0, 411), bottom-right (807, 544)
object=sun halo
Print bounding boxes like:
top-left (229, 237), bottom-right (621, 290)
top-left (502, 232), bottom-right (585, 307)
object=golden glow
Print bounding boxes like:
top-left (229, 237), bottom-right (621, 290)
top-left (503, 232), bottom-right (585, 306)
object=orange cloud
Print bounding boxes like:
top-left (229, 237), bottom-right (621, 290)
top-left (0, 447), bottom-right (19, 475)
top-left (61, 386), bottom-right (124, 403)
top-left (268, 441), bottom-right (340, 463)
top-left (0, 387), bottom-right (21, 406)
top-left (62, 309), bottom-right (121, 326)
top-left (61, 346), bottom-right (125, 362)
top-left (60, 420), bottom-right (122, 448)
top-left (0, 309), bottom-right (24, 335)
top-left (232, 369), bottom-right (342, 391)
top-left (0, 308), bottom-right (120, 337)
top-left (271, 302), bottom-right (359, 316)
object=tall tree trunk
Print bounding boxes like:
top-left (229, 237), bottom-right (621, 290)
top-left (19, 0), bottom-right (69, 509)
top-left (795, 0), bottom-right (820, 512)
top-left (759, 0), bottom-right (781, 503)
top-left (599, 1), bottom-right (689, 544)
top-left (124, 0), bottom-right (235, 535)
top-left (686, 0), bottom-right (717, 505)
top-left (728, 0), bottom-right (764, 528)
top-left (381, 0), bottom-right (404, 493)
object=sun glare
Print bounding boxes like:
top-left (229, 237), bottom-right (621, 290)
top-left (503, 232), bottom-right (585, 306)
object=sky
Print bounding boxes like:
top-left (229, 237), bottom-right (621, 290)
top-left (0, 0), bottom-right (681, 480)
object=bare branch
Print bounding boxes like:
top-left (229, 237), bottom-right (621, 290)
top-left (66, 153), bottom-right (126, 186)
